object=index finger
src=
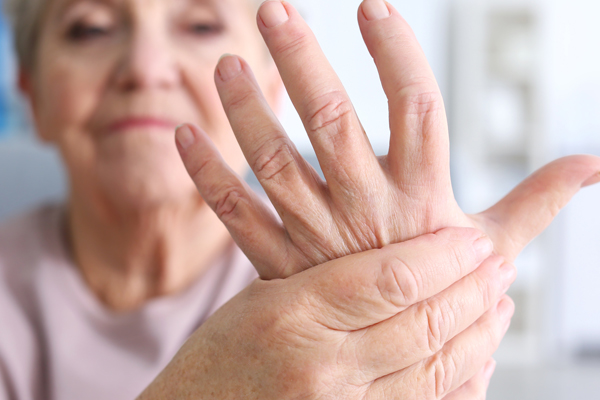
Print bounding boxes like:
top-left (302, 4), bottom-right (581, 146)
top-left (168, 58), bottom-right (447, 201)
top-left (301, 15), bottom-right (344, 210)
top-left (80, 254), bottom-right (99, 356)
top-left (296, 227), bottom-right (493, 331)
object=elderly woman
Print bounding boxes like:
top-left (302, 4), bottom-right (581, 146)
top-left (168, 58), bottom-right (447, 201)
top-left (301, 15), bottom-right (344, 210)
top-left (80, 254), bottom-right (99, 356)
top-left (1, 0), bottom-right (599, 399)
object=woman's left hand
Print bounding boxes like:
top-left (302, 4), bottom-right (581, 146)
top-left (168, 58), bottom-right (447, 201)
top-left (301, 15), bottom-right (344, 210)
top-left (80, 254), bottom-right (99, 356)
top-left (176, 0), bottom-right (600, 280)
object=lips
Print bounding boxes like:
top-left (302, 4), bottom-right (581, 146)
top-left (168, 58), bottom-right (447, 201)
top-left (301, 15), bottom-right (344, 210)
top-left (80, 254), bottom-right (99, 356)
top-left (108, 117), bottom-right (179, 132)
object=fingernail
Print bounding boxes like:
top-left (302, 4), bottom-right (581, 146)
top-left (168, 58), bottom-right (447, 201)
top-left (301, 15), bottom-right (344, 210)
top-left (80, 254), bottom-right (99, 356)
top-left (217, 55), bottom-right (242, 82)
top-left (362, 0), bottom-right (391, 21)
top-left (176, 124), bottom-right (195, 150)
top-left (473, 236), bottom-right (494, 261)
top-left (259, 1), bottom-right (289, 28)
top-left (499, 262), bottom-right (517, 290)
top-left (484, 359), bottom-right (497, 381)
top-left (496, 297), bottom-right (515, 322)
top-left (582, 171), bottom-right (600, 188)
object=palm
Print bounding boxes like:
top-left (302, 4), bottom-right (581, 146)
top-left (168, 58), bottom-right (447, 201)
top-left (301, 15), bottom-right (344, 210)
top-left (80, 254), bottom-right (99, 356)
top-left (179, 2), bottom-right (600, 280)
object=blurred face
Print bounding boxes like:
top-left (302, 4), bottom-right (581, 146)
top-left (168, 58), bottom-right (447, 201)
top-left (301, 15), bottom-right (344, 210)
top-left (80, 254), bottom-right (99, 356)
top-left (25, 0), bottom-right (279, 211)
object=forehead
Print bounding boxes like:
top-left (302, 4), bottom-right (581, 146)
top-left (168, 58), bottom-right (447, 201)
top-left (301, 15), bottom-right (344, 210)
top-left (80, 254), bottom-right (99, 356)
top-left (50, 0), bottom-right (256, 17)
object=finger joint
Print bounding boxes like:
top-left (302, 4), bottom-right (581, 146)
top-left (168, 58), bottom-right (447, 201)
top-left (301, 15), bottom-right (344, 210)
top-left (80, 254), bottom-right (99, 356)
top-left (253, 138), bottom-right (298, 184)
top-left (422, 298), bottom-right (455, 355)
top-left (304, 91), bottom-right (355, 143)
top-left (396, 88), bottom-right (444, 139)
top-left (377, 254), bottom-right (421, 309)
top-left (428, 352), bottom-right (458, 399)
top-left (214, 187), bottom-right (246, 223)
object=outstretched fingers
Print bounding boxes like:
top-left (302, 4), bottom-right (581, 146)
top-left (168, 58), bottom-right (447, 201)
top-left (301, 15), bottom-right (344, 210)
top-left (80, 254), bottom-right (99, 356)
top-left (176, 124), bottom-right (291, 279)
top-left (358, 0), bottom-right (451, 193)
top-left (478, 154), bottom-right (600, 261)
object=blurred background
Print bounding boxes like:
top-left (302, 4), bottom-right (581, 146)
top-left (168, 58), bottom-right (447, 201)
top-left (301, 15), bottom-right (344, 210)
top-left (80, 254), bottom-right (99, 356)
top-left (1, 0), bottom-right (599, 398)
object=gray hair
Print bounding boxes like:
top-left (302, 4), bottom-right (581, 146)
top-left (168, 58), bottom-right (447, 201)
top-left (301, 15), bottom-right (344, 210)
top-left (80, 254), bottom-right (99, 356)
top-left (3, 0), bottom-right (47, 71)
top-left (2, 0), bottom-right (280, 72)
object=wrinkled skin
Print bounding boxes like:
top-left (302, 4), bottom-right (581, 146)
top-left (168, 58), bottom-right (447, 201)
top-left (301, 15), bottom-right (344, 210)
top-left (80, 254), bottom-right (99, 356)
top-left (178, 1), bottom-right (600, 280)
top-left (161, 0), bottom-right (600, 399)
top-left (140, 227), bottom-right (510, 399)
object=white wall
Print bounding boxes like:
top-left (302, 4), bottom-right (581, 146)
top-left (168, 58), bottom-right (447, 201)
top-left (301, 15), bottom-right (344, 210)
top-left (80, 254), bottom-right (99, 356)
top-left (544, 0), bottom-right (600, 151)
top-left (543, 0), bottom-right (600, 357)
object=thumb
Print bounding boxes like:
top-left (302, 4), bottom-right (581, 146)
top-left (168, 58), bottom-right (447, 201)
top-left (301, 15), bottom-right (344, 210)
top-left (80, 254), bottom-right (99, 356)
top-left (476, 154), bottom-right (600, 261)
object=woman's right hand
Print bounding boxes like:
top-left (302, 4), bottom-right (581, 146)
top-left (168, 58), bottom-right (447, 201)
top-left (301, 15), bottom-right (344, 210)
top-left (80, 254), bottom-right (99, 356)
top-left (139, 227), bottom-right (514, 399)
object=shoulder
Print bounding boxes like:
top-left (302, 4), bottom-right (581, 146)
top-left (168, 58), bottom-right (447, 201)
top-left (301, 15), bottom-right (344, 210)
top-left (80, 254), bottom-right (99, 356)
top-left (0, 205), bottom-right (64, 399)
top-left (0, 204), bottom-right (65, 275)
top-left (0, 203), bottom-right (67, 326)
top-left (0, 203), bottom-right (67, 314)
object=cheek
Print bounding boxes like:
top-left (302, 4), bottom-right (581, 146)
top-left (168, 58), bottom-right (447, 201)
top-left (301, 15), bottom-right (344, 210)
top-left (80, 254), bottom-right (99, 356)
top-left (35, 53), bottom-right (110, 144)
top-left (180, 58), bottom-right (248, 176)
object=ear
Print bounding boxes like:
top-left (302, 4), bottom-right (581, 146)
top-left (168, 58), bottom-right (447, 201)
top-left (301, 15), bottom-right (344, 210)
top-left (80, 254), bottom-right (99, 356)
top-left (262, 59), bottom-right (284, 116)
top-left (18, 67), bottom-right (32, 97)
top-left (18, 67), bottom-right (51, 143)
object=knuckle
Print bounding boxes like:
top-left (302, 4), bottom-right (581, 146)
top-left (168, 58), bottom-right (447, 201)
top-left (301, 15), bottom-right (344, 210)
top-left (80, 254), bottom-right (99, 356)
top-left (422, 298), bottom-right (455, 355)
top-left (213, 187), bottom-right (246, 222)
top-left (373, 30), bottom-right (403, 51)
top-left (304, 91), bottom-right (355, 139)
top-left (400, 87), bottom-right (444, 117)
top-left (428, 352), bottom-right (458, 399)
top-left (189, 158), bottom-right (244, 216)
top-left (252, 137), bottom-right (297, 183)
top-left (271, 27), bottom-right (310, 59)
top-left (223, 86), bottom-right (258, 114)
top-left (473, 272), bottom-right (497, 310)
top-left (526, 174), bottom-right (564, 220)
top-left (189, 154), bottom-right (217, 185)
top-left (446, 241), bottom-right (470, 271)
top-left (545, 193), bottom-right (563, 220)
top-left (377, 254), bottom-right (421, 308)
top-left (396, 87), bottom-right (444, 135)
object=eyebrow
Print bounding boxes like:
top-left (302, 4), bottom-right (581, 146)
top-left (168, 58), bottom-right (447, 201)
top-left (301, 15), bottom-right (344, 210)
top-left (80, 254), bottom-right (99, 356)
top-left (51, 0), bottom-right (241, 27)
top-left (53, 0), bottom-right (120, 24)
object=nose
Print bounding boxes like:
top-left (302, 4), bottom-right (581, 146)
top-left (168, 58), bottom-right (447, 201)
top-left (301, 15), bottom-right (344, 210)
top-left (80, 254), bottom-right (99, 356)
top-left (114, 22), bottom-right (180, 91)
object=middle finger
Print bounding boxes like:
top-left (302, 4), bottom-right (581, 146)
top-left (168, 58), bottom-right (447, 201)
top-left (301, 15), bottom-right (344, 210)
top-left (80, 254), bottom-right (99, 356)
top-left (257, 1), bottom-right (384, 199)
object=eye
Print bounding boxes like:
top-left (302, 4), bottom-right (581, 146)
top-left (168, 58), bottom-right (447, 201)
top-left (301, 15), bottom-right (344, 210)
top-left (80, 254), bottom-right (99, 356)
top-left (67, 22), bottom-right (112, 41)
top-left (188, 22), bottom-right (223, 36)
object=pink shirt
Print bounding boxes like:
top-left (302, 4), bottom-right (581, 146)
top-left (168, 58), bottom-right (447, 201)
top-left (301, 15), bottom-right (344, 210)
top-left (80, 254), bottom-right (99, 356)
top-left (0, 205), bottom-right (258, 400)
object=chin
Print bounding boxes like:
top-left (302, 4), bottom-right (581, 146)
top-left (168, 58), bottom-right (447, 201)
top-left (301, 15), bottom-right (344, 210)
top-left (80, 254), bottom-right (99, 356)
top-left (102, 165), bottom-right (199, 210)
top-left (93, 132), bottom-right (202, 211)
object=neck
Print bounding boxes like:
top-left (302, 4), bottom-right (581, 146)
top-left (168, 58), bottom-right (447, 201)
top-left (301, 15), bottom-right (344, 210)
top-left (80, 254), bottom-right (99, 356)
top-left (66, 193), bottom-right (232, 312)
